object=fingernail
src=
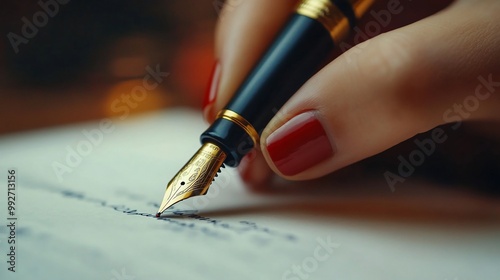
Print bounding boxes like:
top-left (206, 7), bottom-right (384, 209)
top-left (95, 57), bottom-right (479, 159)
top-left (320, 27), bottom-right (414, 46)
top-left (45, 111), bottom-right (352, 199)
top-left (266, 111), bottom-right (335, 176)
top-left (203, 61), bottom-right (221, 122)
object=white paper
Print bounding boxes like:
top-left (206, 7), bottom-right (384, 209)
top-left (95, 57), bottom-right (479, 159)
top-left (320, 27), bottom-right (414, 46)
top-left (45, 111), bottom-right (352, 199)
top-left (1, 109), bottom-right (499, 280)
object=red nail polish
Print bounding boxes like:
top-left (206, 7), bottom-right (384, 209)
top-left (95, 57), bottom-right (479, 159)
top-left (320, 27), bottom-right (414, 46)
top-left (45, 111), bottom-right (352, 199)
top-left (266, 111), bottom-right (334, 176)
top-left (203, 61), bottom-right (221, 122)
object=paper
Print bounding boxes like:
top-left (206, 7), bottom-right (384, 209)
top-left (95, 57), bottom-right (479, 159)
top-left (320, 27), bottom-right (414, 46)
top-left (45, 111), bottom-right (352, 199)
top-left (1, 109), bottom-right (499, 280)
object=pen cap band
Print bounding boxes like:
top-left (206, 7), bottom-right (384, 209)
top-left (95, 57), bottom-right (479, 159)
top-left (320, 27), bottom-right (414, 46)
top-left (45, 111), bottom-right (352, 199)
top-left (349, 0), bottom-right (376, 20)
top-left (296, 0), bottom-right (374, 43)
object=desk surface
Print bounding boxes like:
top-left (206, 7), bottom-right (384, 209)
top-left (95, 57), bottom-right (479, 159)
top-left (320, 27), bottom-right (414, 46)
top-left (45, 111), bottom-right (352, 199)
top-left (0, 109), bottom-right (499, 280)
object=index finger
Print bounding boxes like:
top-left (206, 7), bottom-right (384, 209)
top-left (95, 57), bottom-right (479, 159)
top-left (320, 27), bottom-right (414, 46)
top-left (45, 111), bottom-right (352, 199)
top-left (205, 0), bottom-right (298, 123)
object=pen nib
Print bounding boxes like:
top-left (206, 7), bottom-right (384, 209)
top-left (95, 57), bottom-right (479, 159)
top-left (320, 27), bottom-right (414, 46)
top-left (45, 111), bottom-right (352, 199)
top-left (156, 142), bottom-right (226, 216)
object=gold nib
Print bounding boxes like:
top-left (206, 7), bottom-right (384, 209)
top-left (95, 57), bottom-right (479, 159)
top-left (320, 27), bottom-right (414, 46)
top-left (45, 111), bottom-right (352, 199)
top-left (156, 142), bottom-right (226, 216)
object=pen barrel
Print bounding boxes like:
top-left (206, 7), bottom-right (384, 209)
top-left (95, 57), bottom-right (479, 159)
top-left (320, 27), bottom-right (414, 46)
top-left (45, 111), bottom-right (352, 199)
top-left (201, 13), bottom-right (335, 166)
top-left (227, 13), bottom-right (336, 134)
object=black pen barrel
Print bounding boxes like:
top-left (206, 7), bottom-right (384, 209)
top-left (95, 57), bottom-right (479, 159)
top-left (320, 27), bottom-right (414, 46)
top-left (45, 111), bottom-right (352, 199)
top-left (226, 14), bottom-right (335, 131)
top-left (201, 13), bottom-right (335, 166)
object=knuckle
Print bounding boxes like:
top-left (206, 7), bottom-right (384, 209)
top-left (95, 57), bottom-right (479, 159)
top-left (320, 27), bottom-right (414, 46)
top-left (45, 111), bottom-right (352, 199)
top-left (355, 32), bottom-right (417, 86)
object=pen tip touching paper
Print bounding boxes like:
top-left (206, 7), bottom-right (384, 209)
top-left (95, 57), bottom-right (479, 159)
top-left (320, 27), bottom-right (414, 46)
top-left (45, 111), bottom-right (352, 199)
top-left (156, 142), bottom-right (227, 216)
top-left (155, 213), bottom-right (161, 218)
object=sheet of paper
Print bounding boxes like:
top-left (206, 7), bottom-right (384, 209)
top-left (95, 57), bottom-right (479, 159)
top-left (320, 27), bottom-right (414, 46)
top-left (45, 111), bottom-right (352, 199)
top-left (1, 109), bottom-right (499, 280)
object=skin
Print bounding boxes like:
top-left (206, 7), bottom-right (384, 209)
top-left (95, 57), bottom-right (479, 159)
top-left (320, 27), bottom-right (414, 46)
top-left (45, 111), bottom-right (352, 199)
top-left (204, 0), bottom-right (500, 187)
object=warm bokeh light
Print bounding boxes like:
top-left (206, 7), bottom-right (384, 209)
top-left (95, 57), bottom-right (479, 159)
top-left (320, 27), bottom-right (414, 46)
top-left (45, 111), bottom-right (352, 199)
top-left (103, 79), bottom-right (172, 119)
top-left (0, 0), bottom-right (218, 134)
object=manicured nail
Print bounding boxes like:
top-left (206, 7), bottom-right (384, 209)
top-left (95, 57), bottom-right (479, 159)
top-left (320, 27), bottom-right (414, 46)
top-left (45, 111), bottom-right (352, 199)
top-left (266, 111), bottom-right (334, 176)
top-left (203, 61), bottom-right (221, 122)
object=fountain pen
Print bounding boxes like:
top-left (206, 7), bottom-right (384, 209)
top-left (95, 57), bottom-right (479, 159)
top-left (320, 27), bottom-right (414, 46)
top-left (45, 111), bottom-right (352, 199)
top-left (157, 0), bottom-right (374, 216)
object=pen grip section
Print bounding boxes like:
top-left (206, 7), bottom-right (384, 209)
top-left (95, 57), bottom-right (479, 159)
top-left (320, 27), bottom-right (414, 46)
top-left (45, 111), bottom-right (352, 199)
top-left (202, 13), bottom-right (335, 166)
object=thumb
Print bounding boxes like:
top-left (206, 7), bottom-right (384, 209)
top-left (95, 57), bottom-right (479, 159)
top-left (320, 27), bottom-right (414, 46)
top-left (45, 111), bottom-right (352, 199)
top-left (260, 1), bottom-right (500, 180)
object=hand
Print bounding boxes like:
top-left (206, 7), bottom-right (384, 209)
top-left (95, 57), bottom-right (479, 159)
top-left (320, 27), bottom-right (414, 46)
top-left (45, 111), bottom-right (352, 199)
top-left (203, 0), bottom-right (500, 188)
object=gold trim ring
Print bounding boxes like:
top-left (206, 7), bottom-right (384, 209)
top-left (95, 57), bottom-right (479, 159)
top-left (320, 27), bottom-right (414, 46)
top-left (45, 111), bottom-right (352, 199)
top-left (296, 0), bottom-right (350, 43)
top-left (216, 109), bottom-right (260, 147)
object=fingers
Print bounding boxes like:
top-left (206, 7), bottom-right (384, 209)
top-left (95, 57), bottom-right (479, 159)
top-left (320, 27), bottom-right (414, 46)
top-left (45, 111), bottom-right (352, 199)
top-left (205, 0), bottom-right (454, 123)
top-left (238, 150), bottom-right (273, 190)
top-left (259, 1), bottom-right (500, 180)
top-left (203, 0), bottom-right (298, 123)
top-left (211, 0), bottom-right (454, 185)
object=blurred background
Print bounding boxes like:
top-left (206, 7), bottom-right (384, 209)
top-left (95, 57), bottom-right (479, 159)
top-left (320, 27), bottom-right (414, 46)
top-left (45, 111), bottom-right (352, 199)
top-left (0, 0), bottom-right (218, 134)
top-left (0, 0), bottom-right (499, 193)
